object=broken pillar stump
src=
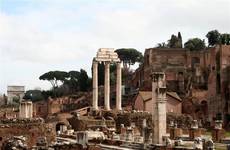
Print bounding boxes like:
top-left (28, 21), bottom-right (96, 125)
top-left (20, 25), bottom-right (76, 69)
top-left (189, 128), bottom-right (201, 139)
top-left (212, 128), bottom-right (225, 142)
top-left (169, 128), bottom-right (182, 139)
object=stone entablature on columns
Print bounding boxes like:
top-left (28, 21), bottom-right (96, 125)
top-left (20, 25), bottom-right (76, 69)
top-left (92, 48), bottom-right (122, 111)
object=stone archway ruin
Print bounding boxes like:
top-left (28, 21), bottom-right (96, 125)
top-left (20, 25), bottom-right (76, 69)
top-left (92, 48), bottom-right (122, 111)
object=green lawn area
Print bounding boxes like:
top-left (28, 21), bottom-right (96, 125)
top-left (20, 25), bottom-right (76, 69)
top-left (204, 130), bottom-right (230, 138)
top-left (215, 143), bottom-right (227, 150)
top-left (204, 130), bottom-right (212, 137)
top-left (225, 131), bottom-right (230, 137)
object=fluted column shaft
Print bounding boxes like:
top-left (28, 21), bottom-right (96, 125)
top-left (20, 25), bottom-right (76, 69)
top-left (116, 62), bottom-right (122, 110)
top-left (104, 62), bottom-right (110, 110)
top-left (92, 61), bottom-right (98, 110)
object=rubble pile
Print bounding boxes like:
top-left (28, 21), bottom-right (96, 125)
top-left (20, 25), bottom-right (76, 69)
top-left (68, 115), bottom-right (115, 131)
top-left (0, 117), bottom-right (44, 125)
top-left (1, 136), bottom-right (28, 150)
top-left (115, 111), bottom-right (152, 132)
top-left (167, 112), bottom-right (193, 128)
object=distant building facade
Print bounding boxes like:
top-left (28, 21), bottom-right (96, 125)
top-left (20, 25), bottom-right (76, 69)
top-left (134, 91), bottom-right (182, 114)
top-left (7, 86), bottom-right (25, 104)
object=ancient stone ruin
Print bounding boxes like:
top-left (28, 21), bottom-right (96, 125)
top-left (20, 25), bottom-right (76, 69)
top-left (151, 72), bottom-right (167, 144)
top-left (92, 48), bottom-right (122, 111)
top-left (19, 101), bottom-right (33, 119)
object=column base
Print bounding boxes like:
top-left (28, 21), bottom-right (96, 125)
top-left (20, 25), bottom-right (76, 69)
top-left (105, 108), bottom-right (111, 111)
top-left (116, 107), bottom-right (122, 111)
top-left (189, 128), bottom-right (201, 139)
top-left (212, 129), bottom-right (225, 142)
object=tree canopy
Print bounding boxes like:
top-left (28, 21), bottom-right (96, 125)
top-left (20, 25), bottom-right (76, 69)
top-left (79, 69), bottom-right (91, 91)
top-left (220, 33), bottom-right (230, 45)
top-left (115, 48), bottom-right (143, 70)
top-left (184, 38), bottom-right (206, 51)
top-left (206, 30), bottom-right (230, 46)
top-left (206, 30), bottom-right (221, 46)
top-left (156, 42), bottom-right (167, 48)
top-left (39, 71), bottom-right (69, 89)
top-left (156, 32), bottom-right (182, 48)
top-left (96, 63), bottom-right (117, 86)
top-left (39, 69), bottom-right (91, 97)
top-left (64, 71), bottom-right (80, 93)
top-left (168, 32), bottom-right (183, 48)
top-left (23, 90), bottom-right (44, 101)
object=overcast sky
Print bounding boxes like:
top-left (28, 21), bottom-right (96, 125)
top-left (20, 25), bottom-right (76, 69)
top-left (0, 0), bottom-right (230, 94)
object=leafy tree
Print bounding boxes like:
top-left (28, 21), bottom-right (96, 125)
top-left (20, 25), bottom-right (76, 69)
top-left (79, 69), bottom-right (90, 91)
top-left (178, 32), bottom-right (183, 48)
top-left (156, 32), bottom-right (182, 48)
top-left (110, 64), bottom-right (117, 85)
top-left (97, 63), bottom-right (105, 86)
top-left (184, 38), bottom-right (206, 51)
top-left (68, 71), bottom-right (80, 80)
top-left (167, 32), bottom-right (183, 48)
top-left (168, 35), bottom-right (178, 48)
top-left (41, 90), bottom-right (54, 99)
top-left (23, 90), bottom-right (44, 101)
top-left (206, 30), bottom-right (221, 46)
top-left (115, 48), bottom-right (143, 70)
top-left (156, 42), bottom-right (168, 48)
top-left (64, 71), bottom-right (80, 93)
top-left (39, 71), bottom-right (69, 89)
top-left (96, 63), bottom-right (116, 86)
top-left (220, 33), bottom-right (230, 45)
top-left (12, 96), bottom-right (20, 104)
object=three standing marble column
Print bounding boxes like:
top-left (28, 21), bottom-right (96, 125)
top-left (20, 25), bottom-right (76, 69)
top-left (92, 61), bottom-right (122, 111)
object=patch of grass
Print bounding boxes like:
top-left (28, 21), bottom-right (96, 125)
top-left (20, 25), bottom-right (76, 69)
top-left (225, 131), bottom-right (230, 137)
top-left (215, 143), bottom-right (227, 150)
top-left (204, 131), bottom-right (212, 136)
